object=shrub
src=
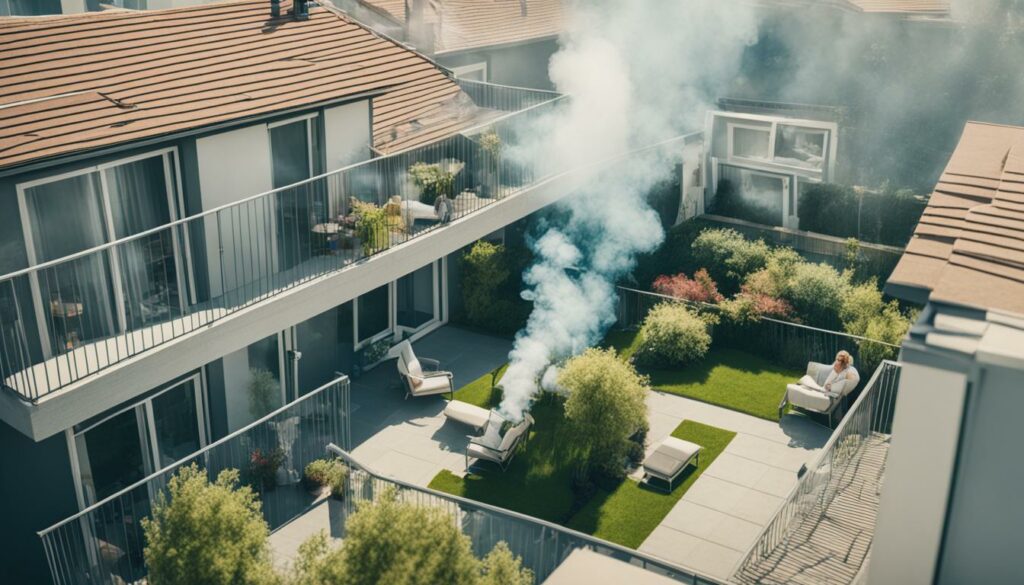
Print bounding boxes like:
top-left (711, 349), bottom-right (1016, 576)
top-left (691, 228), bottom-right (771, 294)
top-left (841, 281), bottom-right (915, 368)
top-left (779, 262), bottom-right (851, 328)
top-left (719, 291), bottom-right (794, 324)
top-left (290, 490), bottom-right (532, 585)
top-left (353, 201), bottom-right (390, 256)
top-left (798, 182), bottom-right (924, 246)
top-left (409, 162), bottom-right (455, 206)
top-left (635, 303), bottom-right (713, 367)
top-left (480, 542), bottom-right (534, 585)
top-left (459, 240), bottom-right (530, 335)
top-left (631, 218), bottom-right (707, 288)
top-left (248, 368), bottom-right (279, 420)
top-left (559, 348), bottom-right (649, 480)
top-left (142, 465), bottom-right (278, 585)
top-left (652, 269), bottom-right (724, 304)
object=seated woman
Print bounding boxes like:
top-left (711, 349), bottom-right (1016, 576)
top-left (800, 350), bottom-right (855, 394)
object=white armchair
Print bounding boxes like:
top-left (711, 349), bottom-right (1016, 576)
top-left (392, 340), bottom-right (454, 399)
top-left (780, 361), bottom-right (860, 427)
top-left (465, 413), bottom-right (534, 471)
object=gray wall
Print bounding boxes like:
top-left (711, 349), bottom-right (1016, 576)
top-left (438, 38), bottom-right (558, 91)
top-left (937, 363), bottom-right (1024, 585)
top-left (0, 422), bottom-right (79, 584)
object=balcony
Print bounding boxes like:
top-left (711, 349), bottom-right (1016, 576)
top-left (0, 81), bottom-right (564, 406)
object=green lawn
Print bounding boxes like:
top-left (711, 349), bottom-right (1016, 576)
top-left (566, 420), bottom-right (736, 547)
top-left (451, 363), bottom-right (508, 409)
top-left (604, 330), bottom-right (800, 421)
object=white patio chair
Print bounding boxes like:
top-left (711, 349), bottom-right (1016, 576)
top-left (779, 361), bottom-right (861, 427)
top-left (392, 340), bottom-right (454, 399)
top-left (465, 413), bottom-right (534, 471)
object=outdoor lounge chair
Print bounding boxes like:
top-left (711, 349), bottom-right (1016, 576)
top-left (392, 340), bottom-right (454, 399)
top-left (779, 361), bottom-right (861, 427)
top-left (443, 400), bottom-right (491, 432)
top-left (642, 437), bottom-right (702, 493)
top-left (465, 413), bottom-right (534, 471)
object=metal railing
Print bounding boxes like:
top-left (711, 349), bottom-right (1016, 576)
top-left (733, 360), bottom-right (901, 577)
top-left (38, 375), bottom-right (352, 585)
top-left (615, 286), bottom-right (901, 376)
top-left (0, 82), bottom-right (566, 402)
top-left (326, 444), bottom-right (724, 585)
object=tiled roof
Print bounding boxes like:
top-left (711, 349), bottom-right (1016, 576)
top-left (0, 0), bottom-right (486, 170)
top-left (887, 122), bottom-right (1024, 316)
top-left (844, 0), bottom-right (950, 15)
top-left (363, 0), bottom-right (564, 54)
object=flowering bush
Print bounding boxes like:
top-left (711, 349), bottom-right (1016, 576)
top-left (652, 269), bottom-right (724, 304)
top-left (720, 289), bottom-right (795, 324)
top-left (636, 303), bottom-right (712, 367)
top-left (249, 448), bottom-right (285, 490)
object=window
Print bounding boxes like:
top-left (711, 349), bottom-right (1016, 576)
top-left (17, 149), bottom-right (187, 357)
top-left (718, 164), bottom-right (790, 228)
top-left (356, 284), bottom-right (391, 345)
top-left (1, 0), bottom-right (61, 15)
top-left (729, 124), bottom-right (772, 161)
top-left (775, 125), bottom-right (828, 170)
top-left (396, 261), bottom-right (439, 331)
top-left (451, 62), bottom-right (488, 82)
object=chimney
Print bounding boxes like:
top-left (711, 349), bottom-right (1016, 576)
top-left (293, 0), bottom-right (310, 21)
top-left (519, 0), bottom-right (527, 17)
top-left (270, 0), bottom-right (280, 18)
top-left (407, 0), bottom-right (436, 53)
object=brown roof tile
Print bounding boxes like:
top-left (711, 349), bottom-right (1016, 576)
top-left (0, 0), bottom-right (489, 170)
top-left (888, 122), bottom-right (1024, 316)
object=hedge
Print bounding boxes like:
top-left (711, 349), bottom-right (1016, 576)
top-left (798, 183), bottom-right (924, 246)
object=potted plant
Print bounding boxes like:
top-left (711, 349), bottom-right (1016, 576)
top-left (353, 201), bottom-right (390, 256)
top-left (249, 447), bottom-right (285, 491)
top-left (409, 162), bottom-right (454, 206)
top-left (302, 458), bottom-right (348, 500)
top-left (479, 130), bottom-right (502, 198)
top-left (361, 338), bottom-right (392, 369)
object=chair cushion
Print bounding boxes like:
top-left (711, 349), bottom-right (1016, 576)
top-left (411, 375), bottom-right (450, 396)
top-left (406, 357), bottom-right (424, 378)
top-left (644, 437), bottom-right (701, 478)
top-left (444, 401), bottom-right (490, 429)
top-left (787, 383), bottom-right (832, 411)
top-left (466, 442), bottom-right (501, 463)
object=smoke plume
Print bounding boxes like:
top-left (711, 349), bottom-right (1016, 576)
top-left (497, 0), bottom-right (759, 420)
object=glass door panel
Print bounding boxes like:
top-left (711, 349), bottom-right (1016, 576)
top-left (397, 262), bottom-right (437, 330)
top-left (25, 173), bottom-right (118, 353)
top-left (74, 408), bottom-right (152, 504)
top-left (105, 156), bottom-right (181, 330)
top-left (150, 380), bottom-right (203, 470)
top-left (271, 119), bottom-right (324, 271)
top-left (357, 284), bottom-right (390, 344)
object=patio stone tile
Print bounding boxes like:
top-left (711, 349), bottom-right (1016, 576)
top-left (683, 475), bottom-right (751, 512)
top-left (660, 500), bottom-right (762, 552)
top-left (753, 466), bottom-right (801, 498)
top-left (365, 450), bottom-right (440, 486)
top-left (639, 525), bottom-right (704, 563)
top-left (726, 434), bottom-right (809, 471)
top-left (687, 539), bottom-right (745, 579)
top-left (730, 488), bottom-right (785, 526)
top-left (703, 452), bottom-right (772, 487)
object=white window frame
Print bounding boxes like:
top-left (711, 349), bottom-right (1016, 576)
top-left (451, 62), bottom-right (488, 82)
top-left (772, 124), bottom-right (830, 173)
top-left (721, 163), bottom-right (792, 227)
top-left (726, 122), bottom-right (774, 165)
top-left (66, 371), bottom-right (207, 509)
top-left (15, 147), bottom-right (191, 360)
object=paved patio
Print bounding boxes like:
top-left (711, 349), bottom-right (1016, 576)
top-left (269, 325), bottom-right (831, 580)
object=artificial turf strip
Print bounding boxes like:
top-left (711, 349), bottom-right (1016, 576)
top-left (451, 363), bottom-right (508, 409)
top-left (605, 330), bottom-right (800, 422)
top-left (428, 397), bottom-right (579, 523)
top-left (565, 420), bottom-right (737, 548)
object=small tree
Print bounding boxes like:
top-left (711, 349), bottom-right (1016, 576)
top-left (559, 348), bottom-right (648, 479)
top-left (142, 464), bottom-right (278, 585)
top-left (249, 368), bottom-right (279, 420)
top-left (480, 542), bottom-right (533, 585)
top-left (635, 303), bottom-right (713, 367)
top-left (841, 281), bottom-right (915, 368)
top-left (780, 261), bottom-right (851, 328)
top-left (294, 488), bottom-right (480, 585)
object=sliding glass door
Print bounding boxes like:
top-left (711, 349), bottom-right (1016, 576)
top-left (396, 260), bottom-right (441, 334)
top-left (18, 149), bottom-right (188, 358)
top-left (270, 116), bottom-right (324, 273)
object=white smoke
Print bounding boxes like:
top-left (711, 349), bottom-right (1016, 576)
top-left (497, 0), bottom-right (759, 421)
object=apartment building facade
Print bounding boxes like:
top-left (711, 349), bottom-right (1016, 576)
top-left (0, 2), bottom-right (570, 582)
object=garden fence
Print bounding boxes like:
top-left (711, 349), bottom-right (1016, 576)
top-left (326, 444), bottom-right (724, 585)
top-left (615, 286), bottom-right (901, 377)
top-left (38, 375), bottom-right (352, 585)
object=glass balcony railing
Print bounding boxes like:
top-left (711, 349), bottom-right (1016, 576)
top-left (38, 374), bottom-right (352, 585)
top-left (0, 81), bottom-right (566, 402)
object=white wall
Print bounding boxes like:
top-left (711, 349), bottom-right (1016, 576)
top-left (869, 362), bottom-right (967, 585)
top-left (324, 100), bottom-right (371, 171)
top-left (195, 124), bottom-right (275, 297)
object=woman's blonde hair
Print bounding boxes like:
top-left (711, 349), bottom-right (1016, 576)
top-left (836, 350), bottom-right (853, 368)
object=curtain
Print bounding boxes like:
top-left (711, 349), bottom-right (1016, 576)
top-left (105, 156), bottom-right (179, 329)
top-left (25, 173), bottom-right (117, 352)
